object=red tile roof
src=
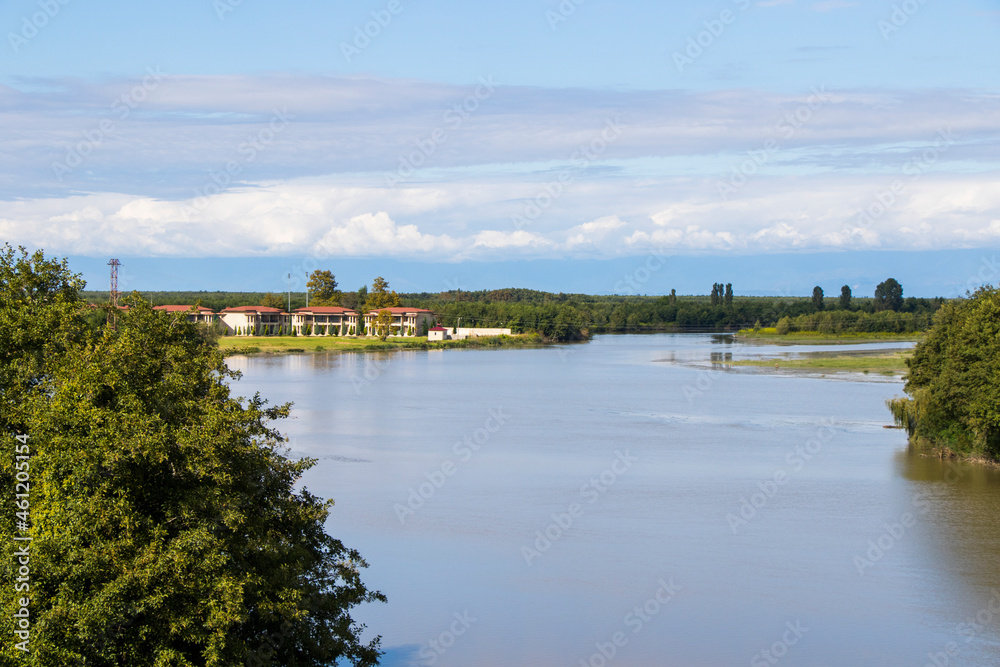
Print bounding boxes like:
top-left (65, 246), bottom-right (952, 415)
top-left (294, 307), bottom-right (356, 314)
top-left (154, 305), bottom-right (215, 313)
top-left (220, 306), bottom-right (285, 314)
top-left (366, 307), bottom-right (434, 315)
top-left (429, 326), bottom-right (447, 331)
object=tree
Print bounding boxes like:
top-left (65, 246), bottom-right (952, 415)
top-left (812, 286), bottom-right (824, 311)
top-left (710, 283), bottom-right (721, 307)
top-left (0, 251), bottom-right (385, 666)
top-left (308, 270), bottom-right (340, 306)
top-left (368, 277), bottom-right (400, 311)
top-left (840, 285), bottom-right (852, 310)
top-left (874, 278), bottom-right (903, 312)
top-left (724, 283), bottom-right (733, 308)
top-left (260, 292), bottom-right (286, 310)
top-left (375, 309), bottom-right (393, 341)
top-left (775, 316), bottom-right (792, 335)
top-left (669, 289), bottom-right (677, 305)
top-left (890, 286), bottom-right (1000, 459)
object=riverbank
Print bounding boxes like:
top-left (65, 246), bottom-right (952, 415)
top-left (734, 328), bottom-right (924, 345)
top-left (730, 350), bottom-right (912, 375)
top-left (217, 333), bottom-right (544, 356)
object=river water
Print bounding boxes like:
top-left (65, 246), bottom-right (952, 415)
top-left (228, 334), bottom-right (1000, 666)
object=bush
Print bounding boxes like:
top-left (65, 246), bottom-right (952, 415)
top-left (775, 316), bottom-right (792, 335)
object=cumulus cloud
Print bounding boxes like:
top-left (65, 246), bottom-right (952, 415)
top-left (1, 74), bottom-right (998, 260)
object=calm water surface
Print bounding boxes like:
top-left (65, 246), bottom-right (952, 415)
top-left (229, 334), bottom-right (1000, 666)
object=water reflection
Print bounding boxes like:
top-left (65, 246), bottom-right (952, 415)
top-left (228, 334), bottom-right (1000, 666)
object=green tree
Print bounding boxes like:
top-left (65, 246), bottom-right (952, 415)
top-left (874, 278), bottom-right (903, 312)
top-left (0, 251), bottom-right (384, 666)
top-left (260, 292), bottom-right (286, 310)
top-left (724, 283), bottom-right (733, 308)
top-left (812, 286), bottom-right (824, 311)
top-left (368, 277), bottom-right (400, 311)
top-left (891, 286), bottom-right (1000, 459)
top-left (307, 270), bottom-right (340, 306)
top-left (374, 309), bottom-right (393, 341)
top-left (839, 285), bottom-right (852, 310)
top-left (775, 316), bottom-right (792, 335)
top-left (669, 289), bottom-right (677, 305)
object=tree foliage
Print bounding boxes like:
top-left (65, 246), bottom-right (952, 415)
top-left (891, 286), bottom-right (1000, 459)
top-left (839, 285), bottom-right (852, 310)
top-left (874, 278), bottom-right (903, 312)
top-left (812, 286), bottom-right (824, 311)
top-left (0, 248), bottom-right (384, 666)
top-left (307, 271), bottom-right (340, 307)
top-left (367, 278), bottom-right (399, 311)
top-left (259, 292), bottom-right (286, 310)
top-left (374, 310), bottom-right (393, 341)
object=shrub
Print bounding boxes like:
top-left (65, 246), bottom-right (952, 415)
top-left (775, 316), bottom-right (792, 335)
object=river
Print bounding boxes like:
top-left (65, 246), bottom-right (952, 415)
top-left (228, 334), bottom-right (1000, 666)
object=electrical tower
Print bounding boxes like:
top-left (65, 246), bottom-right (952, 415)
top-left (108, 258), bottom-right (121, 330)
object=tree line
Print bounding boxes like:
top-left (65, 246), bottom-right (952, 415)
top-left (82, 274), bottom-right (943, 343)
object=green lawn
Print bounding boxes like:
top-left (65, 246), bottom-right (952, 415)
top-left (734, 328), bottom-right (924, 345)
top-left (730, 351), bottom-right (911, 374)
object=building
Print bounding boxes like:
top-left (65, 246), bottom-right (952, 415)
top-left (153, 305), bottom-right (217, 325)
top-left (219, 306), bottom-right (286, 335)
top-left (427, 327), bottom-right (511, 340)
top-left (362, 307), bottom-right (436, 337)
top-left (291, 307), bottom-right (359, 336)
top-left (429, 326), bottom-right (512, 341)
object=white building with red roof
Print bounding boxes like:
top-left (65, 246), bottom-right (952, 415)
top-left (362, 307), bottom-right (436, 337)
top-left (219, 305), bottom-right (286, 335)
top-left (291, 307), bottom-right (359, 336)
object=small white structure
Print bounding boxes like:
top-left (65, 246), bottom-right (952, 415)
top-left (430, 326), bottom-right (512, 341)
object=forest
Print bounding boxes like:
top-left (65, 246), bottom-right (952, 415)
top-left (82, 279), bottom-right (945, 342)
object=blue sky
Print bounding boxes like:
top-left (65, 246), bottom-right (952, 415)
top-left (2, 0), bottom-right (999, 295)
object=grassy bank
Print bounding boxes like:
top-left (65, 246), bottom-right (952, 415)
top-left (735, 328), bottom-right (924, 344)
top-left (731, 350), bottom-right (911, 374)
top-left (217, 333), bottom-right (544, 355)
